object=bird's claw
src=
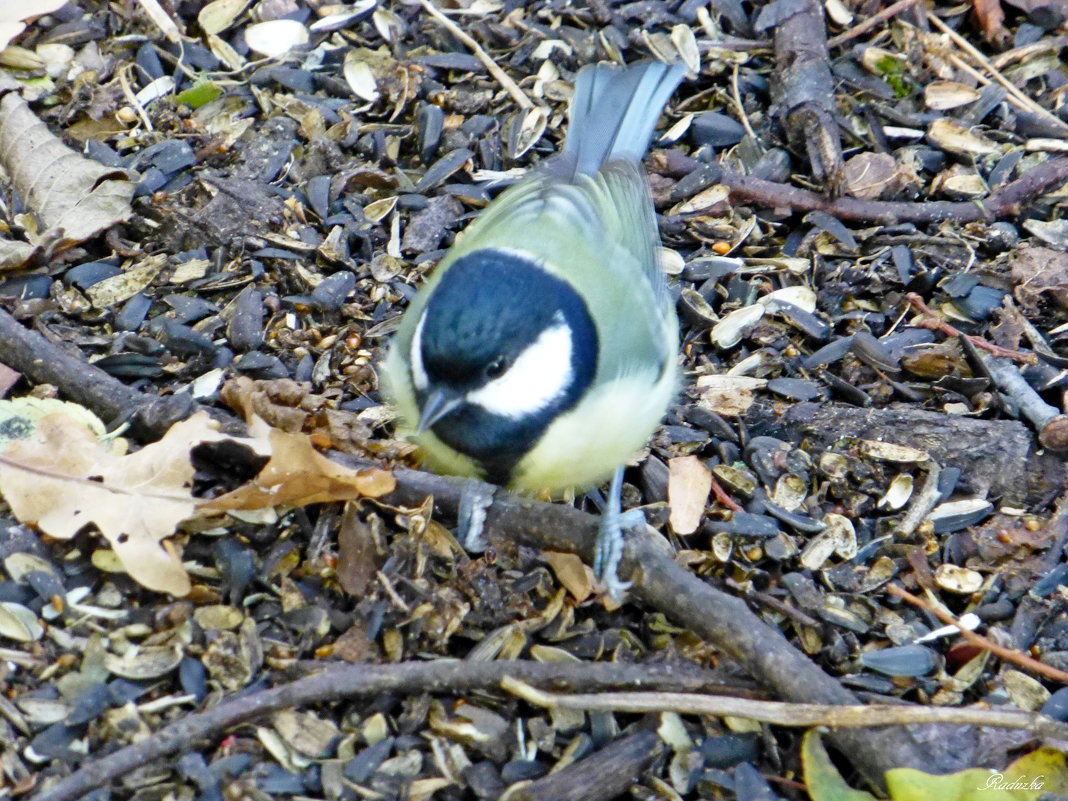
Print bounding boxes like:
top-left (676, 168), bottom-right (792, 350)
top-left (593, 468), bottom-right (642, 602)
top-left (458, 479), bottom-right (495, 552)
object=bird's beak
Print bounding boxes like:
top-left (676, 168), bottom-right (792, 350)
top-left (416, 390), bottom-right (462, 433)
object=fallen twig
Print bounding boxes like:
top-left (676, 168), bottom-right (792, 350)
top-left (975, 349), bottom-right (1068, 451)
top-left (904, 293), bottom-right (1037, 364)
top-left (767, 0), bottom-right (843, 195)
top-left (826, 0), bottom-right (922, 48)
top-left (724, 577), bottom-right (822, 627)
top-left (710, 473), bottom-right (744, 511)
top-left (503, 676), bottom-right (1068, 738)
top-left (29, 660), bottom-right (738, 801)
top-left (0, 305), bottom-right (240, 440)
top-left (0, 306), bottom-right (144, 421)
top-left (654, 153), bottom-right (1068, 224)
top-left (888, 584), bottom-right (1068, 684)
top-left (511, 729), bottom-right (662, 801)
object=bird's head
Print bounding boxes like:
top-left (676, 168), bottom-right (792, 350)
top-left (407, 248), bottom-right (597, 484)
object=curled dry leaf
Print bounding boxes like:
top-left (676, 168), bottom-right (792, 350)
top-left (0, 93), bottom-right (135, 269)
top-left (201, 417), bottom-right (395, 511)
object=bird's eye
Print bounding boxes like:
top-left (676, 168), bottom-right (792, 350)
top-left (485, 358), bottom-right (508, 379)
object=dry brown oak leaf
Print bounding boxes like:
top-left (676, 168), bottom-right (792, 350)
top-left (0, 412), bottom-right (222, 595)
top-left (201, 415), bottom-right (395, 511)
top-left (0, 412), bottom-right (395, 596)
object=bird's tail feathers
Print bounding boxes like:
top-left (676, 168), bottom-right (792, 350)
top-left (562, 60), bottom-right (685, 176)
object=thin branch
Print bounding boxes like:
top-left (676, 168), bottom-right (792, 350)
top-left (502, 676), bottom-right (1068, 739)
top-left (904, 293), bottom-right (1037, 364)
top-left (729, 63), bottom-right (759, 144)
top-left (0, 306), bottom-right (140, 420)
top-left (977, 350), bottom-right (1068, 451)
top-left (0, 305), bottom-right (238, 440)
top-left (710, 473), bottom-right (744, 512)
top-left (417, 0), bottom-right (534, 111)
top-left (653, 153), bottom-right (1068, 224)
top-left (28, 660), bottom-right (741, 801)
top-left (887, 584), bottom-right (1068, 684)
top-left (826, 0), bottom-right (921, 48)
top-left (725, 577), bottom-right (822, 628)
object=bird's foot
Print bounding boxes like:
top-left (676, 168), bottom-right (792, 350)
top-left (592, 466), bottom-right (642, 602)
top-left (594, 507), bottom-right (646, 601)
top-left (458, 479), bottom-right (495, 552)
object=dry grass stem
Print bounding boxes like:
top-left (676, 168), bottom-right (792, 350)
top-left (417, 0), bottom-right (535, 111)
top-left (502, 676), bottom-right (1068, 737)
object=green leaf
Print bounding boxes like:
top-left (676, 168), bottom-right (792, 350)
top-left (886, 747), bottom-right (1068, 801)
top-left (1002, 748), bottom-right (1068, 796)
top-left (801, 730), bottom-right (878, 801)
top-left (175, 79), bottom-right (222, 109)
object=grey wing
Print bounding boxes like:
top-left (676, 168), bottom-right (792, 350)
top-left (581, 161), bottom-right (671, 312)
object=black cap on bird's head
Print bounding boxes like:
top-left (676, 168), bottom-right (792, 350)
top-left (409, 248), bottom-right (598, 484)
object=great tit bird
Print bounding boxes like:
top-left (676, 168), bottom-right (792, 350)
top-left (383, 59), bottom-right (684, 598)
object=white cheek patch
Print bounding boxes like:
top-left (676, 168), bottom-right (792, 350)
top-left (466, 317), bottom-right (574, 419)
top-left (410, 312), bottom-right (429, 391)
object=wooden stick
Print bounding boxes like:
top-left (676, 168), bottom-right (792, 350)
top-left (27, 661), bottom-right (745, 801)
top-left (888, 584), bottom-right (1068, 684)
top-left (904, 293), bottom-right (1036, 364)
top-left (826, 0), bottom-right (921, 48)
top-left (503, 676), bottom-right (1068, 737)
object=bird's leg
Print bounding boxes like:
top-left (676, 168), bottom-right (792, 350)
top-left (593, 466), bottom-right (642, 601)
top-left (458, 479), bottom-right (495, 552)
